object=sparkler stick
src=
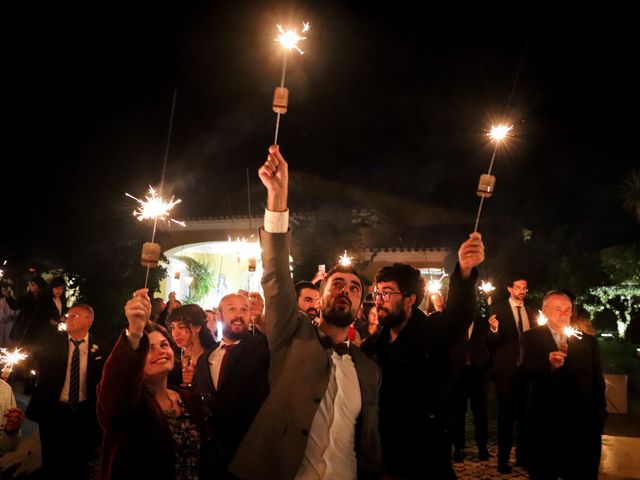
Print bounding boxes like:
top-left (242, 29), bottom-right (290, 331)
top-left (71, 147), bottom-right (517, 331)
top-left (272, 21), bottom-right (310, 145)
top-left (0, 348), bottom-right (28, 381)
top-left (125, 91), bottom-right (184, 288)
top-left (473, 124), bottom-right (512, 232)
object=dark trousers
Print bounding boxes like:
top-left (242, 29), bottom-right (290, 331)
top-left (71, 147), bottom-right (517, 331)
top-left (450, 365), bottom-right (489, 451)
top-left (493, 373), bottom-right (529, 464)
top-left (38, 402), bottom-right (100, 479)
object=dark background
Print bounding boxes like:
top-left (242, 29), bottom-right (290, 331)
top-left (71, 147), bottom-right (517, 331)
top-left (4, 2), bottom-right (638, 279)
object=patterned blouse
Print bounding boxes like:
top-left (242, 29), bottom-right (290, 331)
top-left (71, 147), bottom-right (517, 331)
top-left (164, 396), bottom-right (201, 479)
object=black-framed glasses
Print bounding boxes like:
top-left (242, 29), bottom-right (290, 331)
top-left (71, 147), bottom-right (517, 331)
top-left (372, 291), bottom-right (407, 302)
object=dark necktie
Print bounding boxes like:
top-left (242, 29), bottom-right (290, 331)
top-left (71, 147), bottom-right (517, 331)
top-left (68, 338), bottom-right (84, 411)
top-left (515, 306), bottom-right (524, 334)
top-left (319, 336), bottom-right (349, 356)
top-left (217, 343), bottom-right (237, 388)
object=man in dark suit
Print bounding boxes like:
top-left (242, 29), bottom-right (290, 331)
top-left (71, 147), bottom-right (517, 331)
top-left (361, 238), bottom-right (484, 479)
top-left (26, 304), bottom-right (106, 479)
top-left (487, 276), bottom-right (535, 473)
top-left (449, 313), bottom-right (491, 463)
top-left (229, 145), bottom-right (382, 480)
top-left (520, 290), bottom-right (606, 480)
top-left (194, 292), bottom-right (270, 475)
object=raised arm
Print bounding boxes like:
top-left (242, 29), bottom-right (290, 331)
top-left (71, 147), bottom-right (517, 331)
top-left (258, 146), bottom-right (300, 351)
top-left (96, 289), bottom-right (150, 431)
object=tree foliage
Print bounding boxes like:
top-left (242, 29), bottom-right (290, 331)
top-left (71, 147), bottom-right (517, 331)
top-left (175, 255), bottom-right (216, 304)
top-left (581, 242), bottom-right (640, 339)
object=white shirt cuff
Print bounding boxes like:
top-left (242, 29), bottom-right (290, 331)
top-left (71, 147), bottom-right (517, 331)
top-left (264, 209), bottom-right (289, 233)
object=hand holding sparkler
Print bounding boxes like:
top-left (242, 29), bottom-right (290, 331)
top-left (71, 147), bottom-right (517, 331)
top-left (549, 350), bottom-right (567, 369)
top-left (259, 145), bottom-right (289, 212)
top-left (488, 314), bottom-right (499, 332)
top-left (124, 288), bottom-right (151, 348)
top-left (457, 232), bottom-right (485, 279)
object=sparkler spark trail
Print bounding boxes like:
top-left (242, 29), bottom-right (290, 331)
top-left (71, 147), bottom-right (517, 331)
top-left (537, 310), bottom-right (548, 326)
top-left (0, 347), bottom-right (28, 381)
top-left (427, 279), bottom-right (442, 294)
top-left (563, 326), bottom-right (584, 340)
top-left (126, 187), bottom-right (185, 226)
top-left (339, 250), bottom-right (353, 267)
top-left (479, 280), bottom-right (495, 294)
top-left (272, 21), bottom-right (310, 145)
top-left (276, 22), bottom-right (309, 54)
top-left (473, 123), bottom-right (513, 232)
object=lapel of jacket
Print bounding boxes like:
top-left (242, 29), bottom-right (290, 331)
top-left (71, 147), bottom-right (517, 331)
top-left (199, 346), bottom-right (218, 393)
top-left (539, 326), bottom-right (559, 353)
top-left (219, 338), bottom-right (250, 389)
top-left (348, 346), bottom-right (369, 404)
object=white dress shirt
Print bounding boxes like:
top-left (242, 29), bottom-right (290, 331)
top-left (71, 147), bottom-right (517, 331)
top-left (509, 298), bottom-right (530, 333)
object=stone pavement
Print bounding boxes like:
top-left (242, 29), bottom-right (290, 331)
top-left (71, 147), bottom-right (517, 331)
top-left (453, 441), bottom-right (528, 479)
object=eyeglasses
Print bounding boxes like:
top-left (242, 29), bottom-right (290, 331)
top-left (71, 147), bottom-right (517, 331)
top-left (372, 291), bottom-right (407, 302)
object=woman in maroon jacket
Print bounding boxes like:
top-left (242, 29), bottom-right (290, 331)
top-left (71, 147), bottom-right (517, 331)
top-left (97, 288), bottom-right (212, 479)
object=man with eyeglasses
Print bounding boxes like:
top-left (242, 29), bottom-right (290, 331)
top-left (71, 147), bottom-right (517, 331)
top-left (26, 304), bottom-right (107, 479)
top-left (361, 236), bottom-right (484, 480)
top-left (487, 276), bottom-right (535, 473)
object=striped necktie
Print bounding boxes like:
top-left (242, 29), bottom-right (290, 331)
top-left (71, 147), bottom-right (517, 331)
top-left (68, 338), bottom-right (84, 411)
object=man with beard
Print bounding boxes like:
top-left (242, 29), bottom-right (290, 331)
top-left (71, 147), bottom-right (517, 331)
top-left (194, 293), bottom-right (270, 476)
top-left (230, 146), bottom-right (382, 480)
top-left (361, 241), bottom-right (484, 479)
top-left (487, 276), bottom-right (535, 473)
top-left (295, 281), bottom-right (320, 323)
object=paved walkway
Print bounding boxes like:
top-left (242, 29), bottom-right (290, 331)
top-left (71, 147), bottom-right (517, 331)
top-left (3, 394), bottom-right (640, 479)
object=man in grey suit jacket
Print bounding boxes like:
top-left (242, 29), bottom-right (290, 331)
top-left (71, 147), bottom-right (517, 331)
top-left (230, 145), bottom-right (383, 480)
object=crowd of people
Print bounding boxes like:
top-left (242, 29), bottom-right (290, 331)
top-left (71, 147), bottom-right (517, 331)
top-left (0, 145), bottom-right (607, 480)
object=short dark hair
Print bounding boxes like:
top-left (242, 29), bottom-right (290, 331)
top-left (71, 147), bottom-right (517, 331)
top-left (144, 323), bottom-right (176, 349)
top-left (506, 275), bottom-right (527, 287)
top-left (319, 265), bottom-right (366, 308)
top-left (295, 281), bottom-right (318, 298)
top-left (375, 263), bottom-right (425, 306)
top-left (167, 304), bottom-right (216, 349)
top-left (49, 276), bottom-right (67, 289)
top-left (168, 304), bottom-right (206, 327)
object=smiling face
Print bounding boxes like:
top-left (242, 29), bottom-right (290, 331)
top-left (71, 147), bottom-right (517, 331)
top-left (219, 294), bottom-right (250, 340)
top-left (144, 331), bottom-right (175, 379)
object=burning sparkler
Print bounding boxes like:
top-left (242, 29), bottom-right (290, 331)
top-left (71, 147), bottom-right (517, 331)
top-left (272, 21), bottom-right (310, 145)
top-left (479, 280), bottom-right (495, 294)
top-left (537, 310), bottom-right (548, 326)
top-left (126, 185), bottom-right (185, 286)
top-left (0, 347), bottom-right (28, 381)
top-left (338, 250), bottom-right (353, 267)
top-left (427, 279), bottom-right (443, 294)
top-left (473, 124), bottom-right (513, 232)
top-left (126, 187), bottom-right (185, 227)
top-left (563, 325), bottom-right (583, 340)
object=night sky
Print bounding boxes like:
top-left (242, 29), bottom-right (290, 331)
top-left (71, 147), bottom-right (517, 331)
top-left (5, 2), bottom-right (639, 266)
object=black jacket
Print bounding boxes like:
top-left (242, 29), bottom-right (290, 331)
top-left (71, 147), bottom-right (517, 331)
top-left (361, 263), bottom-right (478, 477)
